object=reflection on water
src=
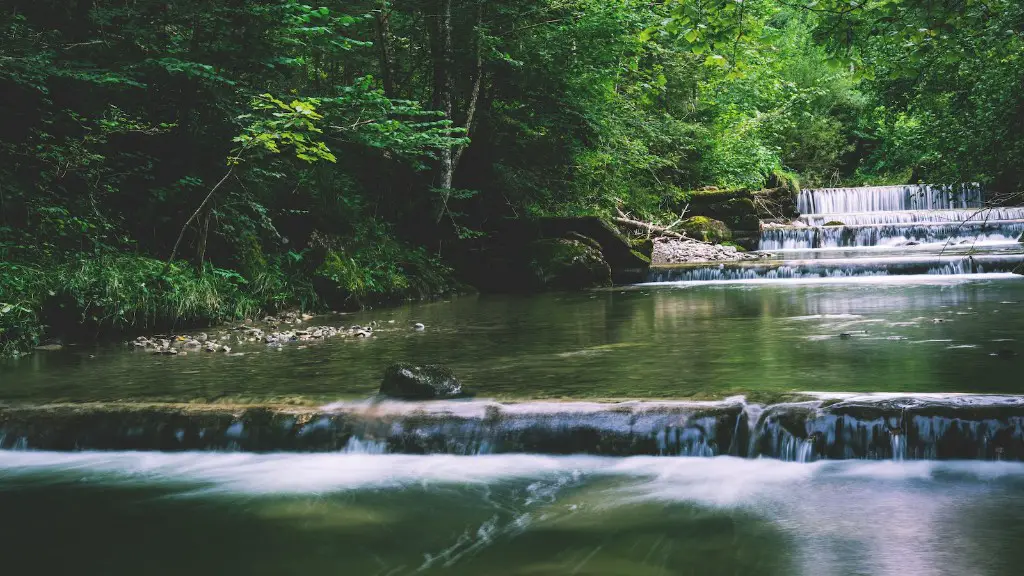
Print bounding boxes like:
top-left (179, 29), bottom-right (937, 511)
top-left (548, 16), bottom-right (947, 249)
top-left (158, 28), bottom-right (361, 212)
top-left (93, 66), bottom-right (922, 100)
top-left (1, 453), bottom-right (1023, 575)
top-left (2, 276), bottom-right (1023, 403)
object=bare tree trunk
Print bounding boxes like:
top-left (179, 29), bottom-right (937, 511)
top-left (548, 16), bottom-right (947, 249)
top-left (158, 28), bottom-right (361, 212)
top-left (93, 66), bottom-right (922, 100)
top-left (453, 1), bottom-right (484, 171)
top-left (162, 167), bottom-right (234, 277)
top-left (374, 0), bottom-right (395, 97)
top-left (438, 0), bottom-right (454, 189)
top-left (433, 0), bottom-right (455, 221)
top-left (194, 208), bottom-right (211, 272)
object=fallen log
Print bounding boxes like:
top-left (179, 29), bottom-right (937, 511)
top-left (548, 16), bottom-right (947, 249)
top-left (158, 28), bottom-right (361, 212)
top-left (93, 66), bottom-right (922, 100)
top-left (612, 210), bottom-right (712, 245)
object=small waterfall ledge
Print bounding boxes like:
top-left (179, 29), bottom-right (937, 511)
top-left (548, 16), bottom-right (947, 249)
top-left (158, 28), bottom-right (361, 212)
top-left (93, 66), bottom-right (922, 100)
top-left (647, 183), bottom-right (1024, 281)
top-left (4, 395), bottom-right (1024, 462)
top-left (797, 184), bottom-right (984, 214)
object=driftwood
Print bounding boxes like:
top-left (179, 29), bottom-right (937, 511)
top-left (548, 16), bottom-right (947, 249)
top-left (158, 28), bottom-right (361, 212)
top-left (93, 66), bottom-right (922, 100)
top-left (612, 215), bottom-right (686, 239)
top-left (613, 206), bottom-right (712, 245)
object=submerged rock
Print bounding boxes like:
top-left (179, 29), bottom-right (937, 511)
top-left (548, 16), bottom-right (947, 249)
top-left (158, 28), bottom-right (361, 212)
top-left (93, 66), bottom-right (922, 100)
top-left (379, 364), bottom-right (463, 399)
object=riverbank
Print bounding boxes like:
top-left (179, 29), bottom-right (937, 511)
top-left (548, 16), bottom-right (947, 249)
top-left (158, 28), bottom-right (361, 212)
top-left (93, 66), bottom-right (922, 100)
top-left (0, 251), bottom-right (457, 357)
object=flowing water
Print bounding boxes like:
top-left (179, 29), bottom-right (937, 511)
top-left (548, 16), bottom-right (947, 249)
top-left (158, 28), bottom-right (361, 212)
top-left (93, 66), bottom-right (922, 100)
top-left (2, 185), bottom-right (1024, 574)
top-left (3, 453), bottom-right (1024, 575)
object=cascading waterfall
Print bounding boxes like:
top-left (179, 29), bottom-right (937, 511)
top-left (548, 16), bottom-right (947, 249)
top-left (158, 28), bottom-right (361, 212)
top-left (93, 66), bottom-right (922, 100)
top-left (797, 207), bottom-right (1024, 227)
top-left (648, 183), bottom-right (1024, 282)
top-left (763, 183), bottom-right (1024, 253)
top-left (759, 220), bottom-right (1024, 251)
top-left (645, 254), bottom-right (1022, 283)
top-left (3, 396), bottom-right (1024, 462)
top-left (796, 184), bottom-right (984, 214)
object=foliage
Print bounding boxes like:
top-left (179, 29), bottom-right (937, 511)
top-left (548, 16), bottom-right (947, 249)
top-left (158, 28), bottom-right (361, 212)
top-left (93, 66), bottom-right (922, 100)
top-left (2, 0), bottom-right (1022, 352)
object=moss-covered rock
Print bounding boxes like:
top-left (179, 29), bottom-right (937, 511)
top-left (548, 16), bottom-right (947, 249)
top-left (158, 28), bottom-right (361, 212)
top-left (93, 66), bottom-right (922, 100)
top-left (752, 187), bottom-right (800, 220)
top-left (528, 238), bottom-right (612, 290)
top-left (380, 363), bottom-right (464, 399)
top-left (675, 189), bottom-right (759, 231)
top-left (824, 221), bottom-right (845, 227)
top-left (680, 216), bottom-right (733, 243)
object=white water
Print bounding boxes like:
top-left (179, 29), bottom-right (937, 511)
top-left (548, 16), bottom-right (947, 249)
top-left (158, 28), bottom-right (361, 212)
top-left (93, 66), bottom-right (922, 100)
top-left (650, 184), bottom-right (1024, 282)
top-left (3, 451), bottom-right (1023, 576)
top-left (763, 185), bottom-right (1024, 252)
top-left (797, 184), bottom-right (983, 214)
top-left (798, 207), bottom-right (1024, 226)
top-left (1, 450), bottom-right (1021, 497)
top-left (645, 254), bottom-right (1024, 283)
top-left (760, 221), bottom-right (1024, 251)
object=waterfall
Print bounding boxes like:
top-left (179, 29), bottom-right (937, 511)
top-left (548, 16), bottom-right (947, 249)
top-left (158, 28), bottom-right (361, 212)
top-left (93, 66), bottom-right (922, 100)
top-left (798, 207), bottom-right (1024, 227)
top-left (771, 183), bottom-right (1017, 252)
top-left (759, 220), bottom-right (1024, 251)
top-left (4, 396), bottom-right (1024, 461)
top-left (644, 254), bottom-right (1024, 282)
top-left (797, 184), bottom-right (984, 214)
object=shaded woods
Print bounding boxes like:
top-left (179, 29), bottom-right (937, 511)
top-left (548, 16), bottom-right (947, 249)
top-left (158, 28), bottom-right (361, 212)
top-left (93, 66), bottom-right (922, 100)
top-left (2, 0), bottom-right (1023, 352)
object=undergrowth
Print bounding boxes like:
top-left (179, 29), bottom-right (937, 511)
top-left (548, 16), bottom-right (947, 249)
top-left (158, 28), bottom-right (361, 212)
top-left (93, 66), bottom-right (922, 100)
top-left (0, 246), bottom-right (455, 356)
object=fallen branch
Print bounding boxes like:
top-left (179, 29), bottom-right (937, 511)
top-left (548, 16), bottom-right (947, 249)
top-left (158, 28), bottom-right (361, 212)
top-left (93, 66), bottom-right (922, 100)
top-left (161, 166), bottom-right (234, 277)
top-left (612, 215), bottom-right (685, 239)
top-left (612, 207), bottom-right (712, 245)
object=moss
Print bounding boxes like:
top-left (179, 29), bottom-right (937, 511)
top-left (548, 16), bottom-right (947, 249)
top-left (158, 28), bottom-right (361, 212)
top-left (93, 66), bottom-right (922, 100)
top-left (528, 238), bottom-right (612, 290)
top-left (681, 216), bottom-right (733, 243)
top-left (823, 221), bottom-right (845, 227)
top-left (768, 169), bottom-right (801, 195)
top-left (688, 187), bottom-right (750, 201)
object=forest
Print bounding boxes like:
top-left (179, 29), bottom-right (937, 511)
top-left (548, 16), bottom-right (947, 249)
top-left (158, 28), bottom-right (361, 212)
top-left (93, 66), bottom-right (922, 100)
top-left (2, 0), bottom-right (1023, 353)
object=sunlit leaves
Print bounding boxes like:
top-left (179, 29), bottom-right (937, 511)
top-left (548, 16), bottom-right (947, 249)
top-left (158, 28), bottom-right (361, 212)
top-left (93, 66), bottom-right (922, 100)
top-left (233, 94), bottom-right (337, 165)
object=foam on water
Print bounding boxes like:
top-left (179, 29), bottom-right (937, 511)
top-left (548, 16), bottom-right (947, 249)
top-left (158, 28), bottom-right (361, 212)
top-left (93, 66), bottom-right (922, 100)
top-left (798, 207), bottom-right (1024, 227)
top-left (2, 451), bottom-right (1023, 501)
top-left (759, 223), bottom-right (1024, 251)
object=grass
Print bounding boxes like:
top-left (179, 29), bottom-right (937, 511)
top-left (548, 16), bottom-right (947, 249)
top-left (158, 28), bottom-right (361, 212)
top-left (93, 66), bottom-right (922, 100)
top-left (0, 245), bottom-right (457, 356)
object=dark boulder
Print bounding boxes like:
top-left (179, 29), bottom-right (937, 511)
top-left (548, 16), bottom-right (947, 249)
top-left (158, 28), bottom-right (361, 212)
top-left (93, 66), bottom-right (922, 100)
top-left (528, 238), bottom-right (612, 290)
top-left (380, 363), bottom-right (463, 399)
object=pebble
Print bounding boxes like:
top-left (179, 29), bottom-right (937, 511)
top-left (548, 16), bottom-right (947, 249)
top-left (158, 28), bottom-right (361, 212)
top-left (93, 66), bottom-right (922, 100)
top-left (651, 238), bottom-right (770, 264)
top-left (129, 313), bottom-right (389, 357)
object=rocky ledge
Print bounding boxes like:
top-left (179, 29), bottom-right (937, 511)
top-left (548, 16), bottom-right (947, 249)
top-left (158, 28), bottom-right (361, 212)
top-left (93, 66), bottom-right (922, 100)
top-left (652, 238), bottom-right (770, 264)
top-left (3, 394), bottom-right (1024, 460)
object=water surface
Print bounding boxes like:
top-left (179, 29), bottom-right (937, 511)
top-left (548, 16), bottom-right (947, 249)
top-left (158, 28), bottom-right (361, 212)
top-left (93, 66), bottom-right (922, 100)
top-left (2, 276), bottom-right (1023, 403)
top-left (1, 452), bottom-right (1022, 575)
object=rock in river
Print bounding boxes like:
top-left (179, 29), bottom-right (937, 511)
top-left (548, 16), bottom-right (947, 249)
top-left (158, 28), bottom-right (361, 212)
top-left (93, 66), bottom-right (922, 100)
top-left (380, 363), bottom-right (463, 399)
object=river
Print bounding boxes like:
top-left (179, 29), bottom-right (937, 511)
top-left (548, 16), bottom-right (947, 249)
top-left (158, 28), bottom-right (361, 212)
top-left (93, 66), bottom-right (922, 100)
top-left (2, 184), bottom-right (1024, 575)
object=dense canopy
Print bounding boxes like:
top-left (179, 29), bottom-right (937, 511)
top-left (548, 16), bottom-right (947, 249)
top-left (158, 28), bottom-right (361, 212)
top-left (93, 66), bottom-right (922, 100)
top-left (2, 0), bottom-right (1023, 352)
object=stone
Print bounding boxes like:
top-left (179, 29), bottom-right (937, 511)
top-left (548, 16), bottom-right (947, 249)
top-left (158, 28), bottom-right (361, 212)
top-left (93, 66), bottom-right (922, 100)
top-left (651, 238), bottom-right (769, 265)
top-left (379, 364), bottom-right (463, 400)
top-left (680, 216), bottom-right (733, 244)
top-left (528, 238), bottom-right (612, 290)
top-left (34, 344), bottom-right (63, 352)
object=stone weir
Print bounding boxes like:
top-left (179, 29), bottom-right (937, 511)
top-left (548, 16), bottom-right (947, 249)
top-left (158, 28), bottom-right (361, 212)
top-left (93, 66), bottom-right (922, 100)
top-left (3, 395), bottom-right (1024, 462)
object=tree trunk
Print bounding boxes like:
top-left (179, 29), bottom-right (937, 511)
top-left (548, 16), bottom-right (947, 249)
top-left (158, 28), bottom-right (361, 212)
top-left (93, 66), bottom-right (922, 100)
top-left (432, 0), bottom-right (455, 222)
top-left (374, 0), bottom-right (395, 97)
top-left (453, 1), bottom-right (484, 171)
top-left (162, 167), bottom-right (234, 277)
top-left (194, 208), bottom-right (212, 272)
top-left (437, 0), bottom-right (454, 191)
